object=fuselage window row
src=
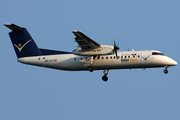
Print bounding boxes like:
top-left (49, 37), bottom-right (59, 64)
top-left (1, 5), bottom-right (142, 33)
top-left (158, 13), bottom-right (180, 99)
top-left (74, 55), bottom-right (140, 61)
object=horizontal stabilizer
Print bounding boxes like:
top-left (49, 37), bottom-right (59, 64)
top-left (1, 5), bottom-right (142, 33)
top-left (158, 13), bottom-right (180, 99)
top-left (4, 24), bottom-right (22, 31)
top-left (39, 48), bottom-right (72, 55)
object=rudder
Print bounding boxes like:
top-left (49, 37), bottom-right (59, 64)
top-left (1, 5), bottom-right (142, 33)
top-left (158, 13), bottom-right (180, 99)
top-left (4, 24), bottom-right (42, 58)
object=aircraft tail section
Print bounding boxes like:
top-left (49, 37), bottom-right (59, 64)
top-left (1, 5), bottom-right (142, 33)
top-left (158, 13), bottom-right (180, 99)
top-left (4, 24), bottom-right (42, 58)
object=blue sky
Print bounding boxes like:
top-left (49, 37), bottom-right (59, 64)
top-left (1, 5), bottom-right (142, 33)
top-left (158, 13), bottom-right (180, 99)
top-left (0, 1), bottom-right (179, 120)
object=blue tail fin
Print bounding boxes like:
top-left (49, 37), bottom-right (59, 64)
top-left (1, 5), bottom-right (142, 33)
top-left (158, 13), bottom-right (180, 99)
top-left (4, 24), bottom-right (42, 58)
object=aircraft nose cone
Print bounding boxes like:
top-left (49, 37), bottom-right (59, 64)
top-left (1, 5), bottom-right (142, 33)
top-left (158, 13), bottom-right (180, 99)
top-left (173, 60), bottom-right (178, 66)
top-left (170, 59), bottom-right (178, 66)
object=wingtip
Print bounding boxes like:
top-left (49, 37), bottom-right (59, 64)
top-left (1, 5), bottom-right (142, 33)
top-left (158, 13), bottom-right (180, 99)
top-left (72, 30), bottom-right (81, 33)
top-left (4, 23), bottom-right (12, 27)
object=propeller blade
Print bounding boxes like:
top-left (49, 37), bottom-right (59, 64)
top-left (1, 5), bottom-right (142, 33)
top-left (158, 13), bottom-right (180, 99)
top-left (115, 49), bottom-right (118, 59)
top-left (113, 39), bottom-right (120, 59)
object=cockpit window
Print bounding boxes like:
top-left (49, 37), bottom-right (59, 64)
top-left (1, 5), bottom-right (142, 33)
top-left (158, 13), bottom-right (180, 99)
top-left (159, 53), bottom-right (165, 55)
top-left (152, 52), bottom-right (165, 56)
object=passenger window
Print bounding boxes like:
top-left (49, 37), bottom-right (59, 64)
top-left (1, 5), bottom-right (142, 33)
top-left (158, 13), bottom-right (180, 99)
top-left (74, 58), bottom-right (76, 60)
top-left (102, 57), bottom-right (104, 59)
top-left (106, 57), bottom-right (108, 59)
top-left (81, 58), bottom-right (83, 60)
top-left (110, 56), bottom-right (112, 59)
top-left (118, 56), bottom-right (119, 59)
top-left (125, 56), bottom-right (127, 58)
top-left (133, 55), bottom-right (135, 58)
top-left (138, 55), bottom-right (140, 58)
top-left (121, 56), bottom-right (123, 58)
top-left (114, 56), bottom-right (116, 59)
top-left (128, 56), bottom-right (130, 58)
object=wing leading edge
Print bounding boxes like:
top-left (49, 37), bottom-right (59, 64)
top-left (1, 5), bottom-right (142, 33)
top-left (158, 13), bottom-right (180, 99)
top-left (72, 31), bottom-right (101, 49)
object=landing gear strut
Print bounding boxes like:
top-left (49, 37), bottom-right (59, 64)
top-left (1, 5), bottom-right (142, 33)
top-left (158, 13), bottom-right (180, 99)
top-left (102, 69), bottom-right (110, 82)
top-left (163, 66), bottom-right (168, 74)
top-left (88, 55), bottom-right (98, 72)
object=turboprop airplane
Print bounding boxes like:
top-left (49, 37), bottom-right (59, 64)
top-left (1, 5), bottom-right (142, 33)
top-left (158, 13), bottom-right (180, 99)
top-left (4, 24), bottom-right (178, 81)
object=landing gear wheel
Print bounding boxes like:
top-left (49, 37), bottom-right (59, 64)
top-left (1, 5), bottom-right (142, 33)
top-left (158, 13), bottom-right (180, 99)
top-left (102, 75), bottom-right (108, 82)
top-left (88, 66), bottom-right (94, 72)
top-left (164, 69), bottom-right (168, 74)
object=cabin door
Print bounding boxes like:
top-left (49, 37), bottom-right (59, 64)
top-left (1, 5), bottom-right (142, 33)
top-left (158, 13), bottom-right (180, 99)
top-left (136, 53), bottom-right (142, 64)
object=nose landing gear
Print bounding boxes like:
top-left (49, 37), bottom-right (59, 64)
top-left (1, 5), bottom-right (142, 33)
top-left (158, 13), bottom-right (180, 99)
top-left (102, 69), bottom-right (110, 82)
top-left (163, 66), bottom-right (168, 74)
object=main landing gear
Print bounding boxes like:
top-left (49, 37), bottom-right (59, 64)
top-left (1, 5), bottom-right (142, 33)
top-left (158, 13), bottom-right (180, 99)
top-left (88, 55), bottom-right (98, 72)
top-left (102, 69), bottom-right (110, 82)
top-left (88, 67), bottom-right (110, 82)
top-left (88, 66), bottom-right (94, 72)
top-left (163, 66), bottom-right (168, 74)
top-left (88, 56), bottom-right (110, 81)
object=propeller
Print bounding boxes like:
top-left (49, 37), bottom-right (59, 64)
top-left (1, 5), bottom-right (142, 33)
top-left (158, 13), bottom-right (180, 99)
top-left (113, 39), bottom-right (120, 59)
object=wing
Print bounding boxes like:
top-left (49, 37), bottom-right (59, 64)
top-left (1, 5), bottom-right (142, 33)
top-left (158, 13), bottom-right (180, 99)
top-left (72, 31), bottom-right (101, 49)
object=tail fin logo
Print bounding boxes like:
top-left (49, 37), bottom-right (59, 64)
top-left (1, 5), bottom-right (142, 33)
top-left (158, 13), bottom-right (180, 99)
top-left (13, 39), bottom-right (32, 52)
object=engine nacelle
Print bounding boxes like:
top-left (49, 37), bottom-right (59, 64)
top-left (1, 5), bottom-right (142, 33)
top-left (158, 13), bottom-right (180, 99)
top-left (72, 45), bottom-right (114, 56)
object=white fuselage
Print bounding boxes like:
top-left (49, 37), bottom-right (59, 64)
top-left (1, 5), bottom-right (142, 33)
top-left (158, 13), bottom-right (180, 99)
top-left (17, 50), bottom-right (177, 71)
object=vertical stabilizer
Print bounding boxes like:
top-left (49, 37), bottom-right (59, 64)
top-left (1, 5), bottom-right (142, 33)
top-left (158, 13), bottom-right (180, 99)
top-left (4, 24), bottom-right (42, 58)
